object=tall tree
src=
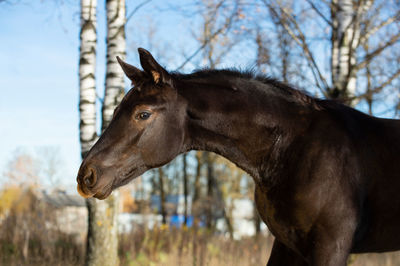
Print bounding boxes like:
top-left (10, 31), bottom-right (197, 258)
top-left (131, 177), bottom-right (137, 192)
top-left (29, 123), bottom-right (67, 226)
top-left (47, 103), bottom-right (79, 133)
top-left (182, 153), bottom-right (189, 225)
top-left (158, 167), bottom-right (167, 224)
top-left (263, 0), bottom-right (400, 107)
top-left (79, 0), bottom-right (126, 265)
top-left (79, 0), bottom-right (97, 159)
top-left (330, 0), bottom-right (372, 101)
top-left (205, 152), bottom-right (216, 230)
top-left (191, 151), bottom-right (203, 224)
top-left (102, 0), bottom-right (126, 129)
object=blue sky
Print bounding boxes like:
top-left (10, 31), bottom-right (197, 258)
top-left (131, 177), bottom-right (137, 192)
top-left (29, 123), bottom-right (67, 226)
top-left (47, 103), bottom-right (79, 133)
top-left (0, 0), bottom-right (212, 190)
top-left (0, 2), bottom-right (83, 188)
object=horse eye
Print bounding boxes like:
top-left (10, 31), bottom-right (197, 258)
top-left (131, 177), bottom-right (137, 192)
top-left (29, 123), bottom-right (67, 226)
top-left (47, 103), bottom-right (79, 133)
top-left (137, 111), bottom-right (151, 120)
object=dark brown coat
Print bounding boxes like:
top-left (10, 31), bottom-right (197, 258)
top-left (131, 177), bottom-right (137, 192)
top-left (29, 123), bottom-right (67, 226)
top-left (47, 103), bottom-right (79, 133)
top-left (77, 48), bottom-right (400, 266)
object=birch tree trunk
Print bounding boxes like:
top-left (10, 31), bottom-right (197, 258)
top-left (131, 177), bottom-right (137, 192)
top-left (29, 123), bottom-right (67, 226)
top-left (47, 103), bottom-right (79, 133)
top-left (86, 193), bottom-right (120, 266)
top-left (331, 0), bottom-right (372, 103)
top-left (79, 0), bottom-right (97, 158)
top-left (102, 0), bottom-right (126, 131)
top-left (79, 0), bottom-right (126, 265)
top-left (86, 1), bottom-right (126, 265)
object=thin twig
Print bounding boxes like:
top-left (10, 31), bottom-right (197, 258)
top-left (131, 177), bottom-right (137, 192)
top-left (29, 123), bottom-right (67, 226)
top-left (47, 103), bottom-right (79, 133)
top-left (356, 32), bottom-right (400, 71)
top-left (357, 69), bottom-right (400, 100)
top-left (264, 0), bottom-right (329, 95)
top-left (126, 0), bottom-right (152, 23)
top-left (175, 1), bottom-right (238, 71)
top-left (305, 0), bottom-right (332, 26)
top-left (359, 12), bottom-right (400, 45)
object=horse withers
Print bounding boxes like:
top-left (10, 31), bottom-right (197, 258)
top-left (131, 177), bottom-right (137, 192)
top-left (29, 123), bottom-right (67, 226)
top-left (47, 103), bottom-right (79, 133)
top-left (77, 48), bottom-right (400, 266)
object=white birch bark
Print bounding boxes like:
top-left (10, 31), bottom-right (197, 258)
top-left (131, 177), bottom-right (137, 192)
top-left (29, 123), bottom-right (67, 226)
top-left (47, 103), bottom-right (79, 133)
top-left (331, 0), bottom-right (372, 103)
top-left (84, 1), bottom-right (126, 266)
top-left (79, 0), bottom-right (98, 157)
top-left (331, 0), bottom-right (355, 100)
top-left (102, 0), bottom-right (126, 130)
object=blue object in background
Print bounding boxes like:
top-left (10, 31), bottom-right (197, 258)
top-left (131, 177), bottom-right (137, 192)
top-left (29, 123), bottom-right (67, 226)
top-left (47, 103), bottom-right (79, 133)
top-left (170, 215), bottom-right (194, 227)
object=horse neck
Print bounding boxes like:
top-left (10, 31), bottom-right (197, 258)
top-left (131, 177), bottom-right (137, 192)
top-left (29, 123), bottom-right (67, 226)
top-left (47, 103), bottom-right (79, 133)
top-left (177, 78), bottom-right (314, 181)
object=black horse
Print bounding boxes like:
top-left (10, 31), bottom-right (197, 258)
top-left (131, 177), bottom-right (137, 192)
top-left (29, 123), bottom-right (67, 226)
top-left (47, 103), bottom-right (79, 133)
top-left (77, 48), bottom-right (400, 265)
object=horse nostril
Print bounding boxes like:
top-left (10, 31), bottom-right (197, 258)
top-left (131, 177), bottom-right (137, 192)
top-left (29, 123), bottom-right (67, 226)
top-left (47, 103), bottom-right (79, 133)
top-left (83, 168), bottom-right (97, 188)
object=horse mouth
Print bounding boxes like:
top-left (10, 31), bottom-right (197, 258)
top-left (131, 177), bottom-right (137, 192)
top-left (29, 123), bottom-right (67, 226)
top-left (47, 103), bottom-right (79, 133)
top-left (93, 188), bottom-right (113, 200)
top-left (77, 183), bottom-right (95, 198)
top-left (77, 182), bottom-right (113, 200)
top-left (76, 166), bottom-right (146, 200)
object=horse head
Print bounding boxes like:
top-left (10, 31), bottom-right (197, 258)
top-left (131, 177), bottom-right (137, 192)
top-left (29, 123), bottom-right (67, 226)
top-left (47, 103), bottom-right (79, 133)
top-left (77, 48), bottom-right (187, 199)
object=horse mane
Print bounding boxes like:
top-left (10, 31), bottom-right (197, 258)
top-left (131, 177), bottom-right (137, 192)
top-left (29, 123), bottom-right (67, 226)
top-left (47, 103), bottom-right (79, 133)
top-left (172, 68), bottom-right (323, 110)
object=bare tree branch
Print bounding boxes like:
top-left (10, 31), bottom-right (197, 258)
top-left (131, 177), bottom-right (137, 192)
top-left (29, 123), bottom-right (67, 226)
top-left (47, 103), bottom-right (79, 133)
top-left (175, 0), bottom-right (238, 71)
top-left (126, 0), bottom-right (152, 23)
top-left (264, 0), bottom-right (329, 95)
top-left (305, 0), bottom-right (332, 26)
top-left (356, 32), bottom-right (400, 71)
top-left (361, 69), bottom-right (400, 98)
top-left (359, 12), bottom-right (400, 46)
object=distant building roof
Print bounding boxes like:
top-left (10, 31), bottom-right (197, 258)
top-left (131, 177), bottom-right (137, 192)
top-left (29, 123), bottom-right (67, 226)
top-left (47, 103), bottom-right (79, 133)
top-left (40, 189), bottom-right (86, 208)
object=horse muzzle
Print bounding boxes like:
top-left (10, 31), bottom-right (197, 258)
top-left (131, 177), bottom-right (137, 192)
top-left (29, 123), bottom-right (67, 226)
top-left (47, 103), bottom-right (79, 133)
top-left (76, 165), bottom-right (114, 199)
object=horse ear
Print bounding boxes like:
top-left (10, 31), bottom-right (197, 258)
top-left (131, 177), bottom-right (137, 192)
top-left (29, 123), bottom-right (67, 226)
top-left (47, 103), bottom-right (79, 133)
top-left (116, 56), bottom-right (144, 86)
top-left (138, 48), bottom-right (172, 85)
